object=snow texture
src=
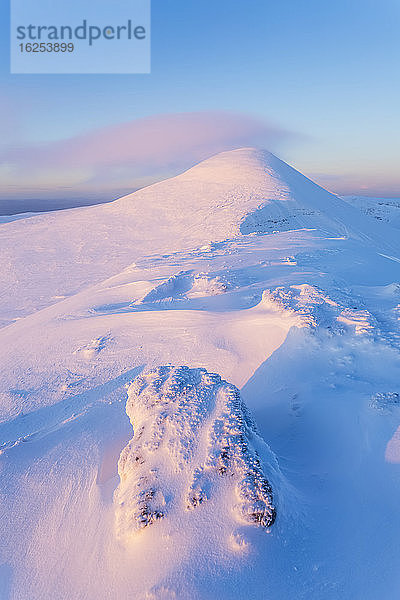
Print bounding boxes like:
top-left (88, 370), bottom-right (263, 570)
top-left (115, 366), bottom-right (276, 539)
top-left (1, 148), bottom-right (400, 599)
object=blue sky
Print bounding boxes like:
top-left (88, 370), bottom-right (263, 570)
top-left (1, 0), bottom-right (399, 199)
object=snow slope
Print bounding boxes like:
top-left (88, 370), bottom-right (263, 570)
top-left (0, 211), bottom-right (47, 224)
top-left (1, 148), bottom-right (400, 599)
top-left (343, 195), bottom-right (400, 229)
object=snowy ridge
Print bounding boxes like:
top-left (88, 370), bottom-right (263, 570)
top-left (115, 366), bottom-right (276, 540)
top-left (2, 148), bottom-right (400, 598)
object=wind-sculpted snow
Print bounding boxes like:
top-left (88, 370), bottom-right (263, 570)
top-left (263, 284), bottom-right (375, 334)
top-left (370, 391), bottom-right (400, 411)
top-left (135, 270), bottom-right (228, 305)
top-left (114, 366), bottom-right (276, 539)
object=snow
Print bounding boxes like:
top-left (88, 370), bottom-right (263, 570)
top-left (115, 366), bottom-right (276, 540)
top-left (0, 211), bottom-right (47, 224)
top-left (343, 195), bottom-right (400, 229)
top-left (1, 148), bottom-right (400, 599)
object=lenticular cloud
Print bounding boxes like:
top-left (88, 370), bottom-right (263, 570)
top-left (0, 111), bottom-right (292, 196)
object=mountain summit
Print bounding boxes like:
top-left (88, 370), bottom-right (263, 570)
top-left (1, 147), bottom-right (395, 324)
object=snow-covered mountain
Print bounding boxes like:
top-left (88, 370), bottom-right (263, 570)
top-left (1, 148), bottom-right (400, 599)
top-left (1, 148), bottom-right (398, 326)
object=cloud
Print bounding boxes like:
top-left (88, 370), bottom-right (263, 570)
top-left (0, 111), bottom-right (293, 199)
top-left (309, 172), bottom-right (400, 198)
